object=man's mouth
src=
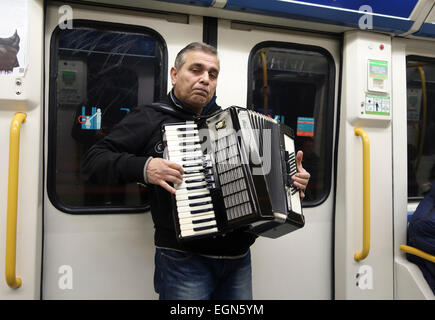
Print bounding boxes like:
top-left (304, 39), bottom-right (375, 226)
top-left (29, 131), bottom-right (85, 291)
top-left (193, 88), bottom-right (208, 97)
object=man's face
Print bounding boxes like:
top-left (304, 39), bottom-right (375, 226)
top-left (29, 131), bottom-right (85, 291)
top-left (170, 50), bottom-right (219, 114)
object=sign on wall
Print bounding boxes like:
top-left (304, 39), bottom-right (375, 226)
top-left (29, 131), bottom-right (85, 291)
top-left (0, 0), bottom-right (28, 76)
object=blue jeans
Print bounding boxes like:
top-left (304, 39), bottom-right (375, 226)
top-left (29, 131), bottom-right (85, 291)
top-left (154, 248), bottom-right (252, 300)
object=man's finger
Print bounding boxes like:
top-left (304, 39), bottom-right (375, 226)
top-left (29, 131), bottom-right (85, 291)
top-left (166, 167), bottom-right (184, 181)
top-left (166, 174), bottom-right (183, 185)
top-left (165, 160), bottom-right (184, 174)
top-left (292, 180), bottom-right (306, 190)
top-left (159, 180), bottom-right (176, 194)
top-left (292, 174), bottom-right (310, 185)
top-left (296, 150), bottom-right (304, 171)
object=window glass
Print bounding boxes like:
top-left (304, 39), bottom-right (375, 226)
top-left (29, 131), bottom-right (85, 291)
top-left (48, 21), bottom-right (167, 213)
top-left (406, 57), bottom-right (435, 199)
top-left (248, 43), bottom-right (335, 204)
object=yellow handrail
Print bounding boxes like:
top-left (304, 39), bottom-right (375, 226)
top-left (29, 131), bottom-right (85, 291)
top-left (260, 51), bottom-right (269, 115)
top-left (354, 128), bottom-right (370, 262)
top-left (414, 66), bottom-right (427, 173)
top-left (5, 112), bottom-right (26, 289)
top-left (400, 245), bottom-right (435, 264)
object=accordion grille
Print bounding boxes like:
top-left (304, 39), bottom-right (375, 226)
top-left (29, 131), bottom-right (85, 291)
top-left (214, 130), bottom-right (253, 221)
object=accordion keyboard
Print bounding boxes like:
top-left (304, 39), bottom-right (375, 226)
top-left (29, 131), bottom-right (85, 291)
top-left (164, 123), bottom-right (218, 238)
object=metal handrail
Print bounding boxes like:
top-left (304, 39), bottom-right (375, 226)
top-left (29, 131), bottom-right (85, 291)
top-left (354, 127), bottom-right (370, 262)
top-left (5, 112), bottom-right (26, 289)
top-left (400, 245), bottom-right (435, 264)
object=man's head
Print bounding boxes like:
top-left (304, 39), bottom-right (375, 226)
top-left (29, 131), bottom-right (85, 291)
top-left (170, 42), bottom-right (219, 115)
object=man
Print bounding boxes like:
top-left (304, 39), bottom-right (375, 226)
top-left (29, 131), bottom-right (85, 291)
top-left (81, 42), bottom-right (310, 300)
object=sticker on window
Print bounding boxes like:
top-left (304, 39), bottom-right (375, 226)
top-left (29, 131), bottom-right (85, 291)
top-left (297, 117), bottom-right (315, 137)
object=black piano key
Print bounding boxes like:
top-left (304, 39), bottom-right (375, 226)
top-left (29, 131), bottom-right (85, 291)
top-left (181, 148), bottom-right (201, 152)
top-left (177, 127), bottom-right (196, 132)
top-left (186, 184), bottom-right (207, 190)
top-left (189, 201), bottom-right (212, 207)
top-left (184, 169), bottom-right (204, 175)
top-left (188, 193), bottom-right (210, 200)
top-left (182, 156), bottom-right (202, 161)
top-left (192, 217), bottom-right (215, 224)
top-left (193, 224), bottom-right (217, 232)
top-left (183, 163), bottom-right (203, 168)
top-left (190, 208), bottom-right (214, 215)
top-left (178, 133), bottom-right (198, 138)
top-left (179, 141), bottom-right (197, 146)
top-left (185, 178), bottom-right (205, 183)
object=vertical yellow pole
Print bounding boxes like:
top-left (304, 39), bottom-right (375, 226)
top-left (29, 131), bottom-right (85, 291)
top-left (5, 112), bottom-right (26, 289)
top-left (354, 127), bottom-right (370, 262)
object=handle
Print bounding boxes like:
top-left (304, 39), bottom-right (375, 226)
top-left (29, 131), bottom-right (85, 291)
top-left (260, 51), bottom-right (269, 115)
top-left (354, 128), bottom-right (370, 262)
top-left (400, 245), bottom-right (435, 263)
top-left (5, 112), bottom-right (26, 289)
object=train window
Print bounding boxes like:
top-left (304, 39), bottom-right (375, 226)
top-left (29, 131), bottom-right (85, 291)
top-left (406, 56), bottom-right (435, 199)
top-left (48, 20), bottom-right (167, 213)
top-left (248, 42), bottom-right (335, 205)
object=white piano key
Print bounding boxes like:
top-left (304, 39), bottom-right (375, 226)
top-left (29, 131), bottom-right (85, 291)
top-left (179, 212), bottom-right (215, 221)
top-left (180, 227), bottom-right (218, 238)
top-left (178, 209), bottom-right (215, 219)
top-left (180, 165), bottom-right (204, 172)
top-left (166, 135), bottom-right (200, 143)
top-left (166, 139), bottom-right (200, 147)
top-left (168, 150), bottom-right (203, 159)
top-left (177, 203), bottom-right (213, 213)
top-left (164, 124), bottom-right (197, 131)
top-left (179, 212), bottom-right (215, 222)
top-left (177, 198), bottom-right (212, 210)
top-left (179, 219), bottom-right (217, 231)
top-left (165, 132), bottom-right (199, 139)
top-left (175, 184), bottom-right (208, 195)
top-left (176, 180), bottom-right (207, 190)
top-left (166, 144), bottom-right (201, 152)
top-left (169, 156), bottom-right (203, 164)
top-left (175, 190), bottom-right (210, 201)
top-left (164, 125), bottom-right (198, 132)
top-left (176, 196), bottom-right (212, 208)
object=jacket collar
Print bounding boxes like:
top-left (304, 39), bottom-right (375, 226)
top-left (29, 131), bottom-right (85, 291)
top-left (168, 90), bottom-right (220, 116)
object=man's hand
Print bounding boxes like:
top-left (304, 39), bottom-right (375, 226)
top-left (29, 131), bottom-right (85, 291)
top-left (146, 158), bottom-right (184, 194)
top-left (292, 151), bottom-right (310, 199)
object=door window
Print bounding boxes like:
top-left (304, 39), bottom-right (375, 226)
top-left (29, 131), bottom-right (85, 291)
top-left (48, 20), bottom-right (167, 213)
top-left (248, 42), bottom-right (335, 205)
top-left (406, 56), bottom-right (435, 199)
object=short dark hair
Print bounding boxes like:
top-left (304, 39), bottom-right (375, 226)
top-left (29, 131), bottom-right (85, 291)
top-left (174, 42), bottom-right (219, 70)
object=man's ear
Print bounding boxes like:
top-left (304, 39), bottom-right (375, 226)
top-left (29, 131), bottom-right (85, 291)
top-left (170, 67), bottom-right (177, 86)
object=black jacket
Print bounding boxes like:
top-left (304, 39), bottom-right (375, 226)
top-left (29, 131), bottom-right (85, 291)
top-left (81, 93), bottom-right (257, 256)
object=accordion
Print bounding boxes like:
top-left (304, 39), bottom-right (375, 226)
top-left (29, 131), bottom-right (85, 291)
top-left (162, 106), bottom-right (304, 241)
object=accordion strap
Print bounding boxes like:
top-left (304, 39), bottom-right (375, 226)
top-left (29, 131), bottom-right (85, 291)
top-left (148, 102), bottom-right (196, 120)
top-left (148, 102), bottom-right (222, 121)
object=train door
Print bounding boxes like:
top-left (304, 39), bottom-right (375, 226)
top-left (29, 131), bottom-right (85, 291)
top-left (42, 3), bottom-right (203, 299)
top-left (392, 37), bottom-right (435, 299)
top-left (216, 20), bottom-right (340, 299)
top-left (0, 0), bottom-right (43, 299)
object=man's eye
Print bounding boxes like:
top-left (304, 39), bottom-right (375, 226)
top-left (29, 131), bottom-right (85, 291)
top-left (209, 73), bottom-right (218, 79)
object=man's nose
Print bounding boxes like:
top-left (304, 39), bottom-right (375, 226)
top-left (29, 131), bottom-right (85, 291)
top-left (200, 71), bottom-right (209, 84)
